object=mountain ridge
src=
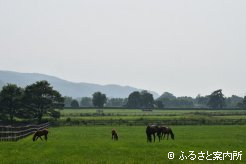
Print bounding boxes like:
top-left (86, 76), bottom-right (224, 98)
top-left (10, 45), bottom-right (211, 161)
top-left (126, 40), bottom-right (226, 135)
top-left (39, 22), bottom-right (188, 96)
top-left (0, 70), bottom-right (159, 98)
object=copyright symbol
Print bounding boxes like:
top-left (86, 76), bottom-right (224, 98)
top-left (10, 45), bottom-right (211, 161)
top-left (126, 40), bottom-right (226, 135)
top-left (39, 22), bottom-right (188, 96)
top-left (168, 152), bottom-right (175, 159)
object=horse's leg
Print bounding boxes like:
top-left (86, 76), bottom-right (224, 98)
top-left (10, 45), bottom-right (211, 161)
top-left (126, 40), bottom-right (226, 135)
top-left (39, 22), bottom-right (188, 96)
top-left (147, 133), bottom-right (151, 142)
top-left (153, 134), bottom-right (156, 142)
top-left (157, 131), bottom-right (161, 142)
top-left (167, 133), bottom-right (169, 140)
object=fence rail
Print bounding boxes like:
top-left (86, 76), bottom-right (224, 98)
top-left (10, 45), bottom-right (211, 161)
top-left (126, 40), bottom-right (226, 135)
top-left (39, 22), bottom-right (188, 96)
top-left (59, 119), bottom-right (246, 126)
top-left (0, 122), bottom-right (50, 142)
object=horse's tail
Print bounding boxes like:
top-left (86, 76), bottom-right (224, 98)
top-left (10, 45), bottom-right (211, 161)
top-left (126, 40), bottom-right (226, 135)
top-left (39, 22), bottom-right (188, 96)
top-left (169, 128), bottom-right (174, 140)
top-left (146, 125), bottom-right (152, 142)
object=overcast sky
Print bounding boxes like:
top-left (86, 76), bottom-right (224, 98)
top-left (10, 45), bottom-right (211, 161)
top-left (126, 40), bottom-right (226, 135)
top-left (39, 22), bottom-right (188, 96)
top-left (0, 0), bottom-right (246, 97)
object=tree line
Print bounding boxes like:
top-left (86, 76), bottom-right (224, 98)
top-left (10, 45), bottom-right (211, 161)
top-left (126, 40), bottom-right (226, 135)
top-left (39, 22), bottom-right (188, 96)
top-left (65, 89), bottom-right (246, 110)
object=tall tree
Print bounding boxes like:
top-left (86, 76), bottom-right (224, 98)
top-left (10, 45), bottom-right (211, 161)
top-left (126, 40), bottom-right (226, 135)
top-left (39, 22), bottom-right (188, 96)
top-left (195, 94), bottom-right (209, 108)
top-left (92, 92), bottom-right (107, 108)
top-left (71, 99), bottom-right (79, 108)
top-left (140, 90), bottom-right (154, 109)
top-left (127, 91), bottom-right (154, 109)
top-left (156, 92), bottom-right (176, 108)
top-left (64, 96), bottom-right (73, 107)
top-left (226, 95), bottom-right (243, 108)
top-left (127, 91), bottom-right (141, 108)
top-left (155, 100), bottom-right (164, 109)
top-left (207, 89), bottom-right (225, 109)
top-left (23, 80), bottom-right (64, 123)
top-left (237, 96), bottom-right (246, 109)
top-left (0, 84), bottom-right (23, 123)
top-left (80, 97), bottom-right (93, 107)
top-left (158, 92), bottom-right (176, 100)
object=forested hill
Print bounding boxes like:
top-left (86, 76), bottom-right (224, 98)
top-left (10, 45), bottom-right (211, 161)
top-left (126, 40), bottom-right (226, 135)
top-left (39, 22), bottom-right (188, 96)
top-left (0, 70), bottom-right (159, 98)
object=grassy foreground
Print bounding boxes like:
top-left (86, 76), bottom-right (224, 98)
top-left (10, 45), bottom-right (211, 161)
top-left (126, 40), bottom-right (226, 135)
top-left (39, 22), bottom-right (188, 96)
top-left (0, 125), bottom-right (245, 164)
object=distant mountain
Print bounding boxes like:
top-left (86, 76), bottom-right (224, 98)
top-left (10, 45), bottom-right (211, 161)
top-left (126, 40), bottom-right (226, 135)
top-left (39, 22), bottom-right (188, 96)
top-left (0, 71), bottom-right (159, 98)
top-left (0, 80), bottom-right (4, 89)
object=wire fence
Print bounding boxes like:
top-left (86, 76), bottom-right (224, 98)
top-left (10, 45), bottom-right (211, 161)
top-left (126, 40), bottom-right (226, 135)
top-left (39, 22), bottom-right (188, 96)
top-left (0, 122), bottom-right (50, 142)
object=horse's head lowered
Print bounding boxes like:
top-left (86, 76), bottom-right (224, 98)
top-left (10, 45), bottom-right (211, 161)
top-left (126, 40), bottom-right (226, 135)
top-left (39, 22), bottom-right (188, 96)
top-left (33, 129), bottom-right (49, 141)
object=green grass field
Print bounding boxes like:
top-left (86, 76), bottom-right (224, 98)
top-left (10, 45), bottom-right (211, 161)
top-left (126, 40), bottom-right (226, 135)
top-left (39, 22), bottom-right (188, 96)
top-left (0, 125), bottom-right (245, 163)
top-left (60, 109), bottom-right (246, 116)
top-left (57, 109), bottom-right (246, 126)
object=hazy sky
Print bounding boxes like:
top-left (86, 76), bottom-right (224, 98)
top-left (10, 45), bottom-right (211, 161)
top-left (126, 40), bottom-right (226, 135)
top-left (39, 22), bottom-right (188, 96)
top-left (0, 0), bottom-right (246, 97)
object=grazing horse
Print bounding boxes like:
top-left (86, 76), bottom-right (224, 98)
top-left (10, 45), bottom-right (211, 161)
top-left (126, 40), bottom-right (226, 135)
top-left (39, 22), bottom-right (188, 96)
top-left (146, 124), bottom-right (160, 142)
top-left (158, 126), bottom-right (174, 141)
top-left (112, 129), bottom-right (118, 140)
top-left (33, 129), bottom-right (49, 141)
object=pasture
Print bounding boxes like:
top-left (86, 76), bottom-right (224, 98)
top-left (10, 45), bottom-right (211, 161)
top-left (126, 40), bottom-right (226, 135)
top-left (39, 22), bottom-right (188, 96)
top-left (58, 109), bottom-right (246, 126)
top-left (0, 125), bottom-right (245, 163)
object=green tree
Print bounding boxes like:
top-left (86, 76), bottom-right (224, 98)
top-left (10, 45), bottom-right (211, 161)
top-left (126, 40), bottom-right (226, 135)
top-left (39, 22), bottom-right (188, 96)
top-left (175, 97), bottom-right (194, 108)
top-left (207, 89), bottom-right (225, 109)
top-left (49, 109), bottom-right (61, 120)
top-left (140, 90), bottom-right (154, 109)
top-left (64, 96), bottom-right (73, 107)
top-left (127, 91), bottom-right (141, 108)
top-left (92, 92), bottom-right (107, 108)
top-left (155, 100), bottom-right (164, 109)
top-left (0, 84), bottom-right (23, 123)
top-left (23, 80), bottom-right (64, 123)
top-left (158, 92), bottom-right (176, 100)
top-left (71, 99), bottom-right (79, 108)
top-left (80, 97), bottom-right (93, 107)
top-left (156, 92), bottom-right (176, 108)
top-left (237, 96), bottom-right (246, 109)
top-left (226, 95), bottom-right (243, 108)
top-left (105, 98), bottom-right (127, 107)
top-left (127, 91), bottom-right (154, 109)
top-left (195, 94), bottom-right (209, 108)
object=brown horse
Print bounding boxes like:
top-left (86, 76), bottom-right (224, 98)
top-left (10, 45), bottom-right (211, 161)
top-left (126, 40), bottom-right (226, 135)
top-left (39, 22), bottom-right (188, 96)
top-left (146, 124), bottom-right (159, 142)
top-left (158, 126), bottom-right (174, 141)
top-left (112, 129), bottom-right (118, 140)
top-left (33, 129), bottom-right (49, 141)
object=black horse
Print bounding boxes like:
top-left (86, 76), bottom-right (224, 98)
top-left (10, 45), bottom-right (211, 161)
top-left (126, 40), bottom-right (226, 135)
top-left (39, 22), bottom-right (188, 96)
top-left (146, 125), bottom-right (175, 142)
top-left (33, 129), bottom-right (49, 141)
top-left (157, 126), bottom-right (175, 141)
top-left (146, 124), bottom-right (159, 142)
top-left (112, 129), bottom-right (118, 140)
